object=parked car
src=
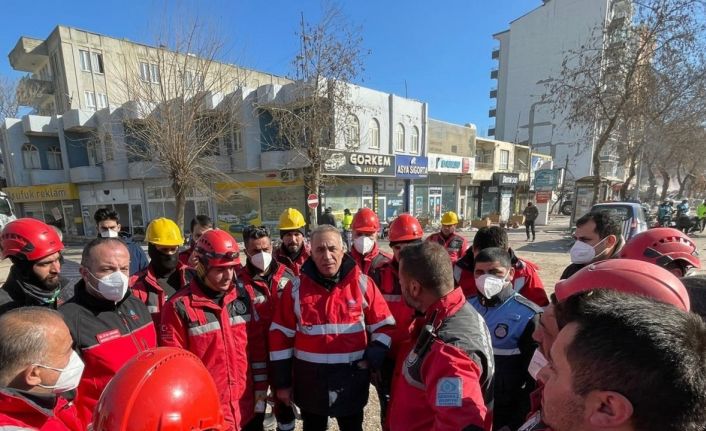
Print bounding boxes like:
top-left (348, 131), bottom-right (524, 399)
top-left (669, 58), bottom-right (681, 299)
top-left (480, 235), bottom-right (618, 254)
top-left (589, 202), bottom-right (649, 241)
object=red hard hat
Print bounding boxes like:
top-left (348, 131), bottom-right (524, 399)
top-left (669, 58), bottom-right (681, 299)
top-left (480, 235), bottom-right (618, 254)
top-left (619, 228), bottom-right (700, 271)
top-left (389, 214), bottom-right (423, 243)
top-left (0, 218), bottom-right (64, 261)
top-left (195, 229), bottom-right (240, 269)
top-left (554, 259), bottom-right (690, 311)
top-left (92, 347), bottom-right (225, 431)
top-left (351, 208), bottom-right (380, 234)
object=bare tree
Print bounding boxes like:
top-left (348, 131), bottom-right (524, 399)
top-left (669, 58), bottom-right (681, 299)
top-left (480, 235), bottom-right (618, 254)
top-left (548, 0), bottom-right (706, 205)
top-left (259, 4), bottom-right (367, 225)
top-left (0, 76), bottom-right (20, 121)
top-left (113, 18), bottom-right (245, 229)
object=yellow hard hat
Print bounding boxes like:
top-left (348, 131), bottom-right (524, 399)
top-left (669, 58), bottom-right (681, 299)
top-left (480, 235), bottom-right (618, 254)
top-left (441, 211), bottom-right (459, 225)
top-left (145, 218), bottom-right (184, 246)
top-left (278, 208), bottom-right (306, 231)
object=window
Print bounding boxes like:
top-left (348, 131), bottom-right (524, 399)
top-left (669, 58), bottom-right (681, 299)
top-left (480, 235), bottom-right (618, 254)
top-left (79, 50), bottom-right (91, 72)
top-left (345, 115), bottom-right (360, 149)
top-left (451, 145), bottom-right (458, 153)
top-left (395, 123), bottom-right (405, 152)
top-left (21, 144), bottom-right (40, 169)
top-left (97, 93), bottom-right (108, 110)
top-left (140, 62), bottom-right (150, 82)
top-left (499, 149), bottom-right (510, 170)
top-left (368, 118), bottom-right (380, 149)
top-left (90, 52), bottom-right (104, 74)
top-left (411, 126), bottom-right (419, 153)
top-left (184, 70), bottom-right (194, 89)
top-left (224, 127), bottom-right (241, 153)
top-left (84, 91), bottom-right (96, 110)
top-left (150, 64), bottom-right (160, 84)
top-left (47, 146), bottom-right (63, 170)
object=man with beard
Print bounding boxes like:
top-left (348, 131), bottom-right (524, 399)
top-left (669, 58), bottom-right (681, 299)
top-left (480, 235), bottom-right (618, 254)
top-left (0, 218), bottom-right (71, 314)
top-left (130, 218), bottom-right (190, 325)
top-left (238, 225), bottom-right (297, 431)
top-left (387, 242), bottom-right (494, 431)
top-left (426, 211), bottom-right (468, 264)
top-left (274, 208), bottom-right (310, 276)
top-left (94, 208), bottom-right (148, 276)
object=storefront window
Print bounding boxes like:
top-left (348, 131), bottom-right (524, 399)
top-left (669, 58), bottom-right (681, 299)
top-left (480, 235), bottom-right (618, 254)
top-left (216, 188), bottom-right (261, 241)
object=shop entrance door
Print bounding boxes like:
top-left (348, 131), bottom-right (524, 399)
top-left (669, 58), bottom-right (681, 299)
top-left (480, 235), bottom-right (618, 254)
top-left (500, 190), bottom-right (513, 222)
top-left (63, 205), bottom-right (76, 236)
top-left (428, 187), bottom-right (442, 221)
top-left (376, 197), bottom-right (387, 222)
top-left (362, 197), bottom-right (373, 209)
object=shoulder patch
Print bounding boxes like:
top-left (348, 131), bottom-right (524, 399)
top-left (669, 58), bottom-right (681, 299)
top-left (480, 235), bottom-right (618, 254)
top-left (436, 377), bottom-right (463, 407)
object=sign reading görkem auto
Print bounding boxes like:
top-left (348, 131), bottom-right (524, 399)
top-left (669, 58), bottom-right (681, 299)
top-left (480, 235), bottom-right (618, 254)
top-left (320, 149), bottom-right (396, 177)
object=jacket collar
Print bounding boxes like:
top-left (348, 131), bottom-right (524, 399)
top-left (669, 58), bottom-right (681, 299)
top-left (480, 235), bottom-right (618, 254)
top-left (425, 287), bottom-right (466, 327)
top-left (301, 253), bottom-right (358, 290)
top-left (73, 279), bottom-right (130, 311)
top-left (188, 277), bottom-right (237, 309)
top-left (0, 387), bottom-right (57, 418)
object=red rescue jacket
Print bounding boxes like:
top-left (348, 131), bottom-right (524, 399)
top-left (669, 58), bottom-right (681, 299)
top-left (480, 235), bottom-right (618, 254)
top-left (454, 249), bottom-right (549, 307)
top-left (372, 260), bottom-right (417, 359)
top-left (129, 263), bottom-right (191, 326)
top-left (0, 388), bottom-right (82, 431)
top-left (273, 243), bottom-right (310, 277)
top-left (269, 256), bottom-right (395, 417)
top-left (160, 277), bottom-right (267, 430)
top-left (427, 232), bottom-right (468, 264)
top-left (388, 288), bottom-right (495, 431)
top-left (59, 281), bottom-right (157, 428)
top-left (349, 244), bottom-right (391, 280)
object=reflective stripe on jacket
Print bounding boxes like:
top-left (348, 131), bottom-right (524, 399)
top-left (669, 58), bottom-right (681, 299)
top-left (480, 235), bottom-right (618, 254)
top-left (129, 263), bottom-right (190, 326)
top-left (0, 388), bottom-right (82, 431)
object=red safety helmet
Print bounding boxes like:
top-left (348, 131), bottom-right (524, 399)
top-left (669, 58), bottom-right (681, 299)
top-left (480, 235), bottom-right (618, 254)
top-left (619, 228), bottom-right (700, 272)
top-left (554, 259), bottom-right (690, 312)
top-left (389, 214), bottom-right (423, 243)
top-left (195, 229), bottom-right (240, 269)
top-left (0, 218), bottom-right (64, 261)
top-left (92, 347), bottom-right (225, 431)
top-left (351, 208), bottom-right (380, 234)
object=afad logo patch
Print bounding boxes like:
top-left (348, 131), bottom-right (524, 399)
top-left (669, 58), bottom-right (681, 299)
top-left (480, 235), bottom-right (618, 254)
top-left (96, 329), bottom-right (121, 344)
top-left (436, 377), bottom-right (463, 407)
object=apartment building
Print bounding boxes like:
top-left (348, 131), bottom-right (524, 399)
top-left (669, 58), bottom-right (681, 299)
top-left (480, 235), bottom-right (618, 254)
top-left (490, 0), bottom-right (631, 181)
top-left (3, 25), bottom-right (430, 236)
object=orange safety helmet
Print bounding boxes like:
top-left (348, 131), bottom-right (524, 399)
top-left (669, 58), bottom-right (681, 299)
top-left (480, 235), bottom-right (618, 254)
top-left (554, 259), bottom-right (690, 312)
top-left (92, 347), bottom-right (225, 431)
top-left (388, 214), bottom-right (423, 244)
top-left (194, 229), bottom-right (240, 269)
top-left (351, 208), bottom-right (380, 234)
top-left (619, 228), bottom-right (700, 272)
top-left (0, 218), bottom-right (64, 261)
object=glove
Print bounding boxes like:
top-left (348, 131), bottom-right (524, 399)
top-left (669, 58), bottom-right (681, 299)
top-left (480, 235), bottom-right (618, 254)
top-left (364, 340), bottom-right (389, 372)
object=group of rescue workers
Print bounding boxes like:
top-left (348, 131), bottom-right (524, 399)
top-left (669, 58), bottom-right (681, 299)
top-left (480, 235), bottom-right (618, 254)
top-left (1, 203), bottom-right (706, 431)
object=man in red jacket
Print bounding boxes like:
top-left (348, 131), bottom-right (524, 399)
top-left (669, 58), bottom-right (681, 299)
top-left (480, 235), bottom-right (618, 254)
top-left (349, 208), bottom-right (391, 278)
top-left (274, 208), bottom-right (310, 276)
top-left (426, 211), bottom-right (468, 264)
top-left (59, 238), bottom-right (157, 428)
top-left (0, 307), bottom-right (83, 431)
top-left (388, 242), bottom-right (494, 431)
top-left (270, 225), bottom-right (395, 431)
top-left (160, 229), bottom-right (267, 431)
top-left (454, 226), bottom-right (548, 306)
top-left (237, 225), bottom-right (297, 431)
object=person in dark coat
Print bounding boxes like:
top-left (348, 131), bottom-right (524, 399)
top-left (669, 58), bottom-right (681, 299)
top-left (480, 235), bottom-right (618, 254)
top-left (94, 208), bottom-right (148, 276)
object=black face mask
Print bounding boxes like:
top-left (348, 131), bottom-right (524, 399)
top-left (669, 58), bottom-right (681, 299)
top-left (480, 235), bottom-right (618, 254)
top-left (148, 243), bottom-right (179, 276)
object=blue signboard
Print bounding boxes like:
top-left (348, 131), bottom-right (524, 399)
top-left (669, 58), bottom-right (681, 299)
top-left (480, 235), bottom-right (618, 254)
top-left (395, 155), bottom-right (428, 179)
top-left (534, 169), bottom-right (558, 191)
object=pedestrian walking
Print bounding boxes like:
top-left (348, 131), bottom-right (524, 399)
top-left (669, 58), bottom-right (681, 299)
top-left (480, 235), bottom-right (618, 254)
top-left (523, 202), bottom-right (539, 241)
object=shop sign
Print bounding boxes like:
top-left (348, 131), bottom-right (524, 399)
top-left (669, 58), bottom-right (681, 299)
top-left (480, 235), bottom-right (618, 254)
top-left (395, 155), bottom-right (428, 179)
top-left (4, 183), bottom-right (79, 203)
top-left (536, 191), bottom-right (552, 204)
top-left (321, 149), bottom-right (396, 177)
top-left (534, 169), bottom-right (557, 191)
top-left (493, 173), bottom-right (520, 187)
top-left (428, 153), bottom-right (474, 174)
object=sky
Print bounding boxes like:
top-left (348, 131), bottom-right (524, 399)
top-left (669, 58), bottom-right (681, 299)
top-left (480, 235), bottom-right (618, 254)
top-left (1, 0), bottom-right (541, 134)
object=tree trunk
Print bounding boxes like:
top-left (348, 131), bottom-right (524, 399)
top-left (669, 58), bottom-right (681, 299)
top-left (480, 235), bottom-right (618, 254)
top-left (677, 176), bottom-right (690, 198)
top-left (647, 163), bottom-right (657, 203)
top-left (174, 185), bottom-right (187, 234)
top-left (620, 153), bottom-right (638, 200)
top-left (659, 168), bottom-right (670, 202)
top-left (305, 166), bottom-right (320, 230)
top-left (591, 117), bottom-right (617, 206)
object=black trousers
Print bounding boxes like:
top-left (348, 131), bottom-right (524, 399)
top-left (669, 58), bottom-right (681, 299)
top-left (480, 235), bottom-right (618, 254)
top-left (242, 401), bottom-right (297, 431)
top-left (301, 410), bottom-right (364, 431)
top-left (525, 220), bottom-right (536, 239)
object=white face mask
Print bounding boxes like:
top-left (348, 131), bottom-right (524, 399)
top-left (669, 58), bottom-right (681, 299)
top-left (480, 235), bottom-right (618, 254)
top-left (527, 349), bottom-right (548, 381)
top-left (35, 350), bottom-right (85, 393)
top-left (88, 270), bottom-right (129, 302)
top-left (353, 236), bottom-right (375, 255)
top-left (99, 229), bottom-right (119, 238)
top-left (250, 251), bottom-right (273, 272)
top-left (475, 273), bottom-right (509, 299)
top-left (569, 237), bottom-right (607, 264)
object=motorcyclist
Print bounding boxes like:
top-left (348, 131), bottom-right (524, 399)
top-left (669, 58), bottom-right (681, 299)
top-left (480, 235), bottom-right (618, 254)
top-left (657, 200), bottom-right (674, 226)
top-left (676, 199), bottom-right (690, 218)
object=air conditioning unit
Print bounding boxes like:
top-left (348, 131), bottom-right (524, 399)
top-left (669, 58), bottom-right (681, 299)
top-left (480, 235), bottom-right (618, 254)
top-left (280, 169), bottom-right (298, 182)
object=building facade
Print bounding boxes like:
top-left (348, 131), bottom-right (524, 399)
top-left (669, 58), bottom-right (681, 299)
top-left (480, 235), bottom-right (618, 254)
top-left (490, 0), bottom-right (630, 181)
